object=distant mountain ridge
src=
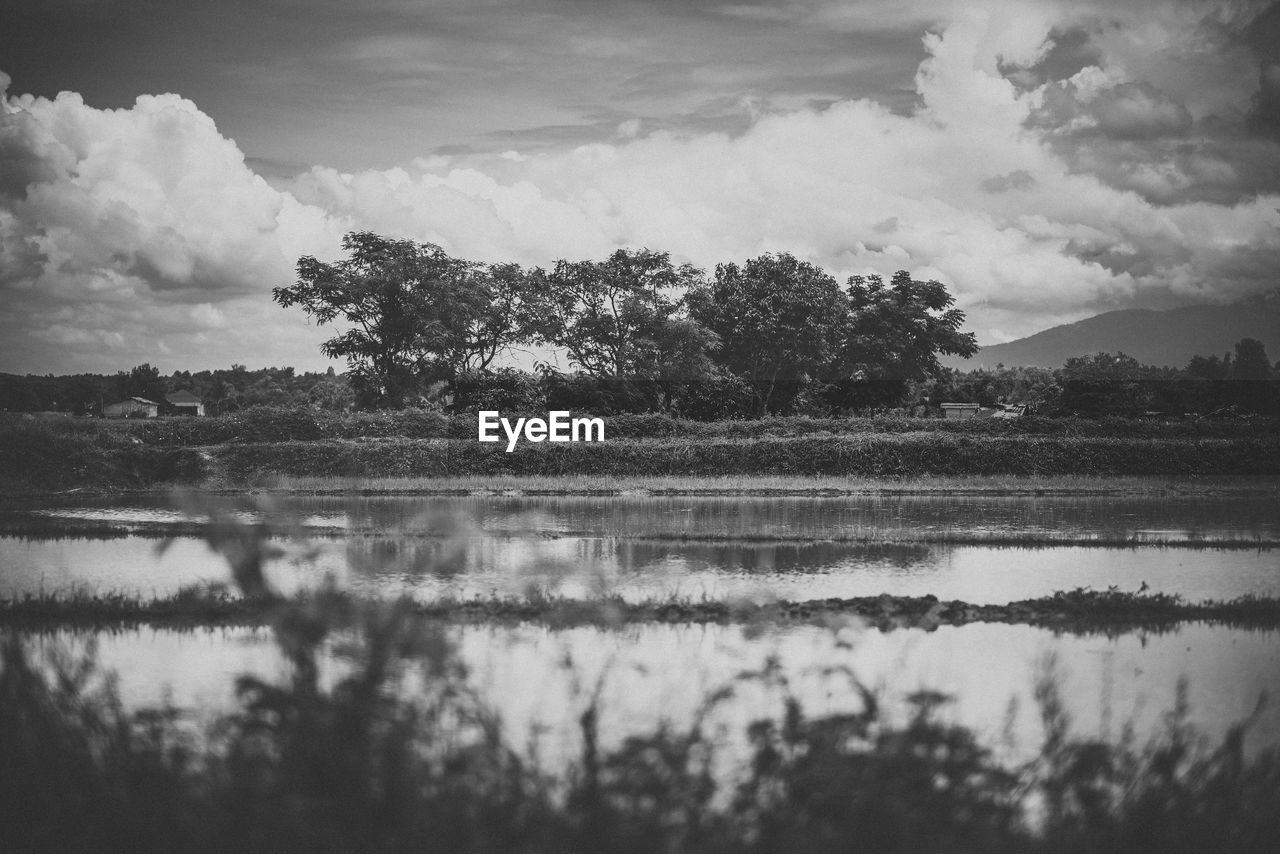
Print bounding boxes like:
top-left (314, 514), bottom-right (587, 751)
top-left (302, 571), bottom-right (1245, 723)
top-left (946, 302), bottom-right (1280, 370)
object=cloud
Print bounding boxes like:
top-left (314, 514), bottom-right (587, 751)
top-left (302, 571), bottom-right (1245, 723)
top-left (0, 71), bottom-right (344, 372)
top-left (2, 1), bottom-right (1280, 374)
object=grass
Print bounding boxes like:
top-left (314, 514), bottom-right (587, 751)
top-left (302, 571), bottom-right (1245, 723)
top-left (29, 408), bottom-right (1280, 443)
top-left (5, 410), bottom-right (1280, 493)
top-left (4, 587), bottom-right (1280, 633)
top-left (205, 434), bottom-right (1280, 482)
top-left (2, 592), bottom-right (1279, 854)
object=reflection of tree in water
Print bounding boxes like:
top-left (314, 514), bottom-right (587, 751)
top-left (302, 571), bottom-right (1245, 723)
top-left (200, 493), bottom-right (1280, 543)
top-left (346, 537), bottom-right (471, 579)
top-left (344, 508), bottom-right (477, 579)
top-left (608, 540), bottom-right (938, 575)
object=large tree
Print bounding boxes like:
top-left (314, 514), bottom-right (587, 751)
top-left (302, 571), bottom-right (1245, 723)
top-left (687, 253), bottom-right (849, 415)
top-left (275, 232), bottom-right (529, 408)
top-left (822, 271), bottom-right (978, 412)
top-left (528, 248), bottom-right (711, 381)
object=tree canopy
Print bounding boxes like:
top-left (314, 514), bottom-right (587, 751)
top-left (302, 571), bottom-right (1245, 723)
top-left (527, 248), bottom-right (709, 380)
top-left (273, 232), bottom-right (528, 408)
top-left (687, 253), bottom-right (848, 415)
top-left (821, 271), bottom-right (978, 412)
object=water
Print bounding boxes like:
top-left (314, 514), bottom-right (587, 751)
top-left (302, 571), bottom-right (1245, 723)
top-left (21, 621), bottom-right (1280, 762)
top-left (6, 492), bottom-right (1279, 542)
top-left (3, 534), bottom-right (1277, 603)
top-left (2, 493), bottom-right (1277, 602)
top-left (4, 490), bottom-right (1278, 762)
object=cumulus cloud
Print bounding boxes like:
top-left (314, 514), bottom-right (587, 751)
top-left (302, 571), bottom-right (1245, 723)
top-left (0, 70), bottom-right (344, 372)
top-left (2, 0), bottom-right (1280, 373)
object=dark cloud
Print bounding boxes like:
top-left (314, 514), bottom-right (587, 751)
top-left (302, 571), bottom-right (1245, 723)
top-left (1002, 25), bottom-right (1103, 90)
top-left (1088, 82), bottom-right (1192, 139)
top-left (1031, 80), bottom-right (1191, 140)
top-left (0, 112), bottom-right (60, 199)
top-left (1232, 1), bottom-right (1280, 136)
top-left (1027, 72), bottom-right (1280, 205)
top-left (0, 1), bottom-right (928, 171)
top-left (980, 170), bottom-right (1036, 193)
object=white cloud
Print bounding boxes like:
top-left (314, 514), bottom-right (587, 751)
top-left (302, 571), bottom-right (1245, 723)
top-left (2, 1), bottom-right (1278, 374)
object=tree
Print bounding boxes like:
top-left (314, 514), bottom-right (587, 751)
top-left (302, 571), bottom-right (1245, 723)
top-left (1230, 338), bottom-right (1272, 381)
top-left (1054, 352), bottom-right (1155, 417)
top-left (687, 253), bottom-right (848, 415)
top-left (1186, 352), bottom-right (1232, 381)
top-left (275, 232), bottom-right (528, 408)
top-left (822, 271), bottom-right (978, 412)
top-left (527, 248), bottom-right (709, 381)
top-left (115, 364), bottom-right (167, 404)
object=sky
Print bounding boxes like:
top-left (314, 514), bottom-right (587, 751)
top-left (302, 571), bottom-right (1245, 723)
top-left (2, 0), bottom-right (1279, 374)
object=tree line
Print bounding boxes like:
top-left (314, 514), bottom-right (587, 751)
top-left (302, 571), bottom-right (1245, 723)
top-left (6, 230), bottom-right (1276, 419)
top-left (929, 338), bottom-right (1280, 417)
top-left (0, 364), bottom-right (351, 416)
top-left (272, 231), bottom-right (980, 414)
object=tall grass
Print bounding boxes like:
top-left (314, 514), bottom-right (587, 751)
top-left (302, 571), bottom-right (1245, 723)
top-left (212, 434), bottom-right (1280, 480)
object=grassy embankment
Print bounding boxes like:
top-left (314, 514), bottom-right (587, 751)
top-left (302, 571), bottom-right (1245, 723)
top-left (4, 408), bottom-right (1280, 493)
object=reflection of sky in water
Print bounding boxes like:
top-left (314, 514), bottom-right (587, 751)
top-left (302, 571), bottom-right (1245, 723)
top-left (26, 622), bottom-right (1280, 766)
top-left (3, 534), bottom-right (1277, 603)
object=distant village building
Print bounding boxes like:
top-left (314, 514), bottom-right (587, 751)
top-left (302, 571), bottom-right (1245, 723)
top-left (103, 397), bottom-right (160, 418)
top-left (165, 389), bottom-right (205, 416)
top-left (992, 404), bottom-right (1027, 419)
top-left (940, 402), bottom-right (981, 420)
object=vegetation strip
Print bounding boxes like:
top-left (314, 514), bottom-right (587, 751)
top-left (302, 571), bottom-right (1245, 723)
top-left (7, 412), bottom-right (1280, 493)
top-left (1, 518), bottom-right (1275, 550)
top-left (4, 589), bottom-right (1280, 632)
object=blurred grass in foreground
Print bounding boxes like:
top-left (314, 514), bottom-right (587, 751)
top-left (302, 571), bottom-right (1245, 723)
top-left (2, 599), bottom-right (1278, 854)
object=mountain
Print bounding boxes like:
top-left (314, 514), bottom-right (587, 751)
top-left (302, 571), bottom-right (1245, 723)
top-left (946, 302), bottom-right (1280, 370)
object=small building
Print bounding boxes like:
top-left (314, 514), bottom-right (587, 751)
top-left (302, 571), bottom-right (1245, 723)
top-left (104, 397), bottom-right (160, 418)
top-left (940, 402), bottom-right (981, 420)
top-left (992, 403), bottom-right (1027, 419)
top-left (166, 389), bottom-right (205, 416)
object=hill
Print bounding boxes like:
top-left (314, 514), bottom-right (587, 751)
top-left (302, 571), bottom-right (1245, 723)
top-left (947, 302), bottom-right (1280, 369)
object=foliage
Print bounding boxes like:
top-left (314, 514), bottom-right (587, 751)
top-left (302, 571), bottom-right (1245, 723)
top-left (1231, 338), bottom-right (1272, 381)
top-left (274, 232), bottom-right (529, 408)
top-left (449, 368), bottom-right (546, 415)
top-left (526, 249), bottom-right (716, 408)
top-left (207, 432), bottom-right (1280, 481)
top-left (524, 247), bottom-right (716, 414)
top-left (821, 272), bottom-right (978, 413)
top-left (688, 253), bottom-right (849, 415)
top-left (0, 365), bottom-right (352, 416)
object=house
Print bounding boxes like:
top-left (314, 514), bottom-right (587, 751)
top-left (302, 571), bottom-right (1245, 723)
top-left (166, 389), bottom-right (205, 416)
top-left (940, 402), bottom-right (981, 420)
top-left (104, 397), bottom-right (160, 418)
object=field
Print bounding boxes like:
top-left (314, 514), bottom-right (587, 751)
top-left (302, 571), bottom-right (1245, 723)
top-left (2, 410), bottom-right (1279, 852)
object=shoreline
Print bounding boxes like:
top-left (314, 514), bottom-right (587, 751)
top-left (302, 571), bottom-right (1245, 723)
top-left (6, 472), bottom-right (1280, 500)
